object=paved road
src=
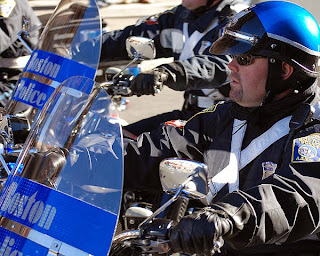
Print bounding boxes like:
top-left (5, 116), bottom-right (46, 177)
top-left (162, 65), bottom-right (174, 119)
top-left (29, 0), bottom-right (184, 126)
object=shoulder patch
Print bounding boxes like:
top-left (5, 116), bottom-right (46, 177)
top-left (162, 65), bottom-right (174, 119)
top-left (140, 6), bottom-right (176, 25)
top-left (201, 104), bottom-right (219, 113)
top-left (165, 119), bottom-right (187, 128)
top-left (144, 15), bottom-right (159, 25)
top-left (291, 133), bottom-right (320, 163)
top-left (184, 102), bottom-right (221, 123)
top-left (0, 0), bottom-right (16, 18)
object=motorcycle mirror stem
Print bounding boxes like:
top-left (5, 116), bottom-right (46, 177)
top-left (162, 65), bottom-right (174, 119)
top-left (137, 183), bottom-right (184, 231)
top-left (17, 30), bottom-right (33, 54)
top-left (0, 108), bottom-right (14, 153)
top-left (17, 17), bottom-right (41, 54)
top-left (110, 52), bottom-right (142, 82)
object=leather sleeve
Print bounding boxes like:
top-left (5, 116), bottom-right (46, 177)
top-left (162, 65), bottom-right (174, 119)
top-left (100, 6), bottom-right (178, 62)
top-left (159, 54), bottom-right (231, 91)
top-left (211, 125), bottom-right (320, 250)
top-left (123, 109), bottom-right (216, 191)
top-left (0, 0), bottom-right (41, 55)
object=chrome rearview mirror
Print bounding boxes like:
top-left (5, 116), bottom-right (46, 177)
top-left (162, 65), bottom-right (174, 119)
top-left (159, 158), bottom-right (209, 199)
top-left (135, 159), bottom-right (208, 231)
top-left (101, 37), bottom-right (156, 86)
top-left (126, 36), bottom-right (156, 61)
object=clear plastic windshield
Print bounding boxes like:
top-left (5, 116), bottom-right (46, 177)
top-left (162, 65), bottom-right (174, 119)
top-left (6, 0), bottom-right (101, 132)
top-left (12, 76), bottom-right (123, 213)
top-left (0, 76), bottom-right (123, 255)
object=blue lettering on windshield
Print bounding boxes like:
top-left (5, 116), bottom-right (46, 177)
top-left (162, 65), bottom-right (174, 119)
top-left (11, 50), bottom-right (96, 109)
top-left (0, 175), bottom-right (117, 255)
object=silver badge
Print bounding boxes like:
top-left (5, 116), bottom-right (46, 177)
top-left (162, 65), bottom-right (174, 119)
top-left (262, 161), bottom-right (277, 179)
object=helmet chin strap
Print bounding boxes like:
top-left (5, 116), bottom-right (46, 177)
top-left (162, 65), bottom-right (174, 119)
top-left (262, 57), bottom-right (311, 105)
top-left (263, 58), bottom-right (295, 104)
top-left (263, 58), bottom-right (283, 104)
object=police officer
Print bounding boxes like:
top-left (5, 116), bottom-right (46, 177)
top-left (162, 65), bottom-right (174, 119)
top-left (124, 1), bottom-right (320, 255)
top-left (0, 0), bottom-right (41, 107)
top-left (0, 0), bottom-right (40, 57)
top-left (97, 0), bottom-right (249, 135)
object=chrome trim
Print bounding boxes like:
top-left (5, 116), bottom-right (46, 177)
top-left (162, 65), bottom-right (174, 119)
top-left (223, 28), bottom-right (259, 46)
top-left (0, 216), bottom-right (92, 256)
top-left (291, 59), bottom-right (319, 76)
top-left (0, 217), bottom-right (31, 237)
top-left (267, 32), bottom-right (320, 56)
top-left (113, 230), bottom-right (140, 243)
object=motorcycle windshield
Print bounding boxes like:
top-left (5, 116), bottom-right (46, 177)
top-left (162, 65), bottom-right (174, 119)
top-left (0, 76), bottom-right (123, 256)
top-left (6, 0), bottom-right (101, 129)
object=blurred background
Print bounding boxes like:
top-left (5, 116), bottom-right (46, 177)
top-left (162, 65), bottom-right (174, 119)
top-left (28, 0), bottom-right (320, 126)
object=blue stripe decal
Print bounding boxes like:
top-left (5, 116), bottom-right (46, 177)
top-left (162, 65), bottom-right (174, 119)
top-left (0, 175), bottom-right (117, 255)
top-left (12, 50), bottom-right (96, 109)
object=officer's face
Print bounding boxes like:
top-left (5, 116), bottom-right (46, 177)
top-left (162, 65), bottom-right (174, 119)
top-left (227, 56), bottom-right (268, 107)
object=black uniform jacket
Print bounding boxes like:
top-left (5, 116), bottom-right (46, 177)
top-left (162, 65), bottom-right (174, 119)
top-left (99, 0), bottom-right (247, 92)
top-left (0, 0), bottom-right (41, 57)
top-left (124, 80), bottom-right (320, 254)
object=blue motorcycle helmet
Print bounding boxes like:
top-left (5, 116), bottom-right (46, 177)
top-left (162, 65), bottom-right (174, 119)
top-left (210, 1), bottom-right (320, 99)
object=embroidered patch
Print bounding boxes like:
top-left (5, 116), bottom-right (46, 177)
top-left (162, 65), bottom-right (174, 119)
top-left (262, 161), bottom-right (277, 179)
top-left (165, 119), bottom-right (187, 128)
top-left (0, 0), bottom-right (16, 18)
top-left (144, 16), bottom-right (159, 25)
top-left (292, 133), bottom-right (320, 163)
top-left (201, 103), bottom-right (219, 113)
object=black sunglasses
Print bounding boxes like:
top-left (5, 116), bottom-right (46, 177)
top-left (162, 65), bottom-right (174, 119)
top-left (231, 54), bottom-right (265, 66)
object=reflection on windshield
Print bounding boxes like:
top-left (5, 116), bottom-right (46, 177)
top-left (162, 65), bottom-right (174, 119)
top-left (6, 0), bottom-right (102, 143)
top-left (57, 109), bottom-right (123, 213)
top-left (15, 77), bottom-right (123, 214)
top-left (38, 0), bottom-right (101, 67)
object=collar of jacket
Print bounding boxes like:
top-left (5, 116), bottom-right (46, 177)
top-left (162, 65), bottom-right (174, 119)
top-left (177, 4), bottom-right (225, 33)
top-left (231, 79), bottom-right (319, 128)
top-left (189, 0), bottom-right (247, 32)
top-left (174, 5), bottom-right (191, 20)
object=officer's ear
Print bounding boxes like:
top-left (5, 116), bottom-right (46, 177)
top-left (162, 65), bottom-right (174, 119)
top-left (282, 62), bottom-right (294, 80)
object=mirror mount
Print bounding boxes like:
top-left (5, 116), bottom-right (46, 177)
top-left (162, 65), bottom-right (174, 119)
top-left (137, 183), bottom-right (184, 232)
top-left (106, 36), bottom-right (156, 83)
top-left (109, 54), bottom-right (140, 82)
top-left (137, 158), bottom-right (209, 235)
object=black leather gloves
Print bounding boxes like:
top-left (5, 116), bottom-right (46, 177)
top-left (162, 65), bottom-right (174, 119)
top-left (129, 68), bottom-right (168, 96)
top-left (170, 208), bottom-right (232, 256)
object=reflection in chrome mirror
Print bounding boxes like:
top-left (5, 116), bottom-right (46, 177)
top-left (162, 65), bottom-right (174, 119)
top-left (159, 158), bottom-right (209, 199)
top-left (126, 36), bottom-right (156, 60)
